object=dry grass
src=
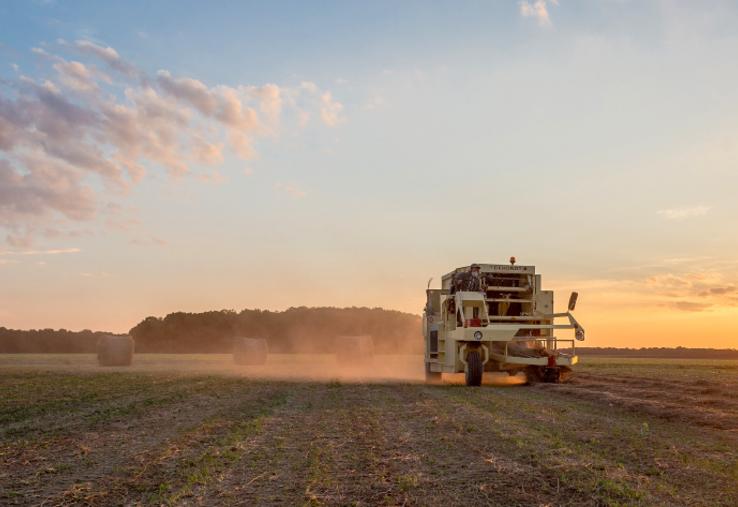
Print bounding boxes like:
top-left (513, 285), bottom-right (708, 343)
top-left (1, 354), bottom-right (737, 506)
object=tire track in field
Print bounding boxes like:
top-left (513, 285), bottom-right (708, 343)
top-left (73, 382), bottom-right (290, 506)
top-left (0, 376), bottom-right (248, 494)
top-left (1, 374), bottom-right (219, 439)
top-left (198, 383), bottom-right (594, 506)
top-left (548, 374), bottom-right (738, 431)
top-left (1, 374), bottom-right (173, 432)
top-left (193, 382), bottom-right (412, 506)
top-left (575, 372), bottom-right (738, 400)
top-left (372, 385), bottom-right (563, 506)
top-left (399, 385), bottom-right (615, 506)
top-left (0, 380), bottom-right (288, 506)
top-left (572, 373), bottom-right (738, 408)
top-left (427, 385), bottom-right (738, 506)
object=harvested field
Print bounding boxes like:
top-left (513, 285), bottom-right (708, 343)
top-left (1, 354), bottom-right (737, 506)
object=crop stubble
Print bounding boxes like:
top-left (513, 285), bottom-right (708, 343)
top-left (0, 355), bottom-right (736, 506)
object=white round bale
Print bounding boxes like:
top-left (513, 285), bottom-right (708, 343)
top-left (97, 334), bottom-right (134, 366)
top-left (233, 337), bottom-right (269, 365)
top-left (335, 335), bottom-right (374, 363)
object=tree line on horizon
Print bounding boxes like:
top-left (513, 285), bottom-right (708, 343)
top-left (129, 307), bottom-right (423, 353)
top-left (576, 346), bottom-right (738, 359)
top-left (1, 308), bottom-right (737, 358)
top-left (0, 328), bottom-right (121, 353)
top-left (0, 307), bottom-right (423, 354)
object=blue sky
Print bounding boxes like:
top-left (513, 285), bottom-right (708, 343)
top-left (1, 1), bottom-right (738, 347)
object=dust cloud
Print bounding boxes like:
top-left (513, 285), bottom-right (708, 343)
top-left (442, 372), bottom-right (528, 386)
top-left (227, 353), bottom-right (427, 383)
top-left (0, 353), bottom-right (529, 386)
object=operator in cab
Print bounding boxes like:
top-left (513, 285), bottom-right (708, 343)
top-left (466, 263), bottom-right (485, 291)
top-left (451, 263), bottom-right (486, 293)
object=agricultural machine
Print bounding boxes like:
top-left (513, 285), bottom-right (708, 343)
top-left (423, 259), bottom-right (585, 386)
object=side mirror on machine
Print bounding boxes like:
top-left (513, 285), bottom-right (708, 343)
top-left (568, 292), bottom-right (579, 311)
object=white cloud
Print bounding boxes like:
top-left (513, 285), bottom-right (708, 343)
top-left (249, 83), bottom-right (282, 123)
top-left (191, 136), bottom-right (224, 166)
top-left (275, 182), bottom-right (307, 198)
top-left (657, 205), bottom-right (711, 220)
top-left (300, 81), bottom-right (319, 94)
top-left (0, 247), bottom-right (81, 256)
top-left (0, 42), bottom-right (343, 245)
top-left (79, 271), bottom-right (111, 278)
top-left (52, 60), bottom-right (109, 93)
top-left (519, 0), bottom-right (558, 27)
top-left (73, 39), bottom-right (137, 77)
top-left (319, 92), bottom-right (344, 127)
top-left (363, 95), bottom-right (384, 111)
top-left (129, 235), bottom-right (167, 246)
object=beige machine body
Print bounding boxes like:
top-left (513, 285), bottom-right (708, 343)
top-left (423, 262), bottom-right (585, 385)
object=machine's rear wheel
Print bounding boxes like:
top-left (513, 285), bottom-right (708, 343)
top-left (425, 363), bottom-right (442, 384)
top-left (465, 350), bottom-right (483, 386)
top-left (525, 366), bottom-right (543, 385)
top-left (543, 367), bottom-right (560, 383)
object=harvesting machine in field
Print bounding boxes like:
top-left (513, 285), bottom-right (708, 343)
top-left (423, 259), bottom-right (585, 386)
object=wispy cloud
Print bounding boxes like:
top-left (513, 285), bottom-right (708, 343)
top-left (80, 271), bottom-right (111, 278)
top-left (319, 91), bottom-right (344, 126)
top-left (668, 301), bottom-right (713, 312)
top-left (644, 271), bottom-right (738, 304)
top-left (275, 182), bottom-right (307, 198)
top-left (657, 205), bottom-right (711, 220)
top-left (0, 41), bottom-right (343, 245)
top-left (556, 257), bottom-right (738, 313)
top-left (363, 95), bottom-right (385, 111)
top-left (0, 247), bottom-right (81, 256)
top-left (129, 236), bottom-right (167, 247)
top-left (71, 39), bottom-right (138, 77)
top-left (519, 0), bottom-right (558, 27)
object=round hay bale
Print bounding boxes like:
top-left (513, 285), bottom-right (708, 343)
top-left (335, 335), bottom-right (374, 363)
top-left (97, 334), bottom-right (134, 366)
top-left (233, 337), bottom-right (268, 365)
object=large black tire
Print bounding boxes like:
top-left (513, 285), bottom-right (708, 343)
top-left (543, 367), bottom-right (560, 383)
top-left (425, 363), bottom-right (442, 384)
top-left (465, 350), bottom-right (483, 386)
top-left (525, 366), bottom-right (543, 385)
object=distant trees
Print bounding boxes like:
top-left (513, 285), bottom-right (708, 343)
top-left (577, 347), bottom-right (738, 359)
top-left (129, 307), bottom-right (424, 353)
top-left (0, 307), bottom-right (424, 353)
top-left (3, 313), bottom-right (738, 359)
top-left (0, 327), bottom-right (117, 353)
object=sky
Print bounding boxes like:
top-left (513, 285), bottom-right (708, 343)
top-left (1, 0), bottom-right (738, 348)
